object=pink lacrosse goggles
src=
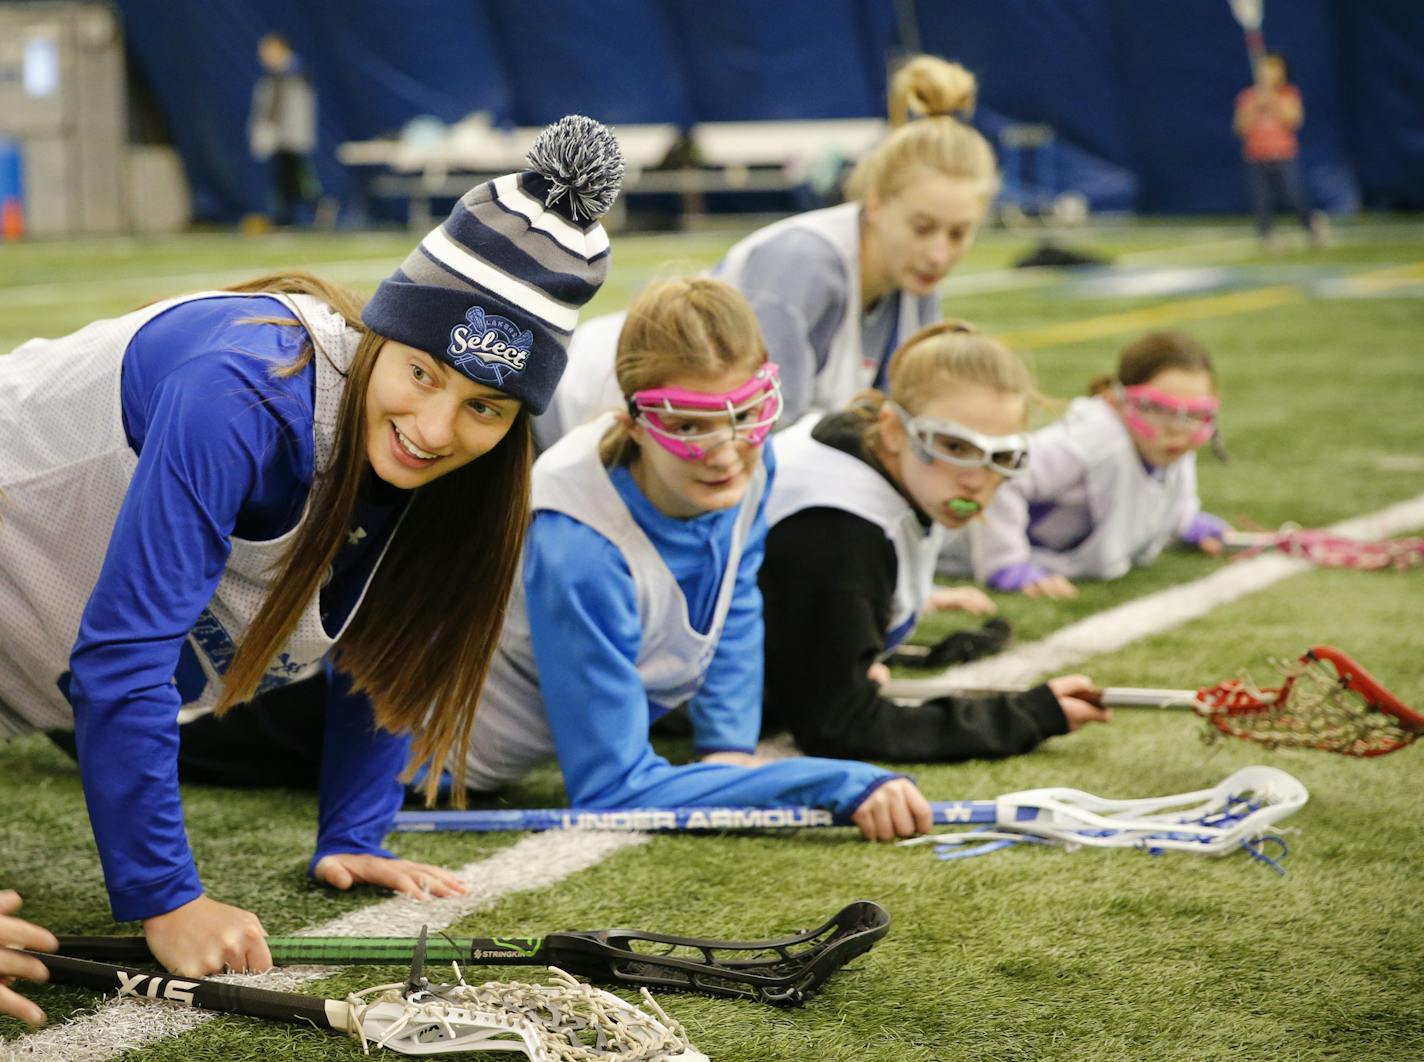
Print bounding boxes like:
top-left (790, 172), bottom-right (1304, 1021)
top-left (630, 363), bottom-right (783, 461)
top-left (1117, 384), bottom-right (1219, 447)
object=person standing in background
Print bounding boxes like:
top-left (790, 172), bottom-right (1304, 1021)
top-left (248, 32), bottom-right (318, 228)
top-left (1233, 52), bottom-right (1325, 251)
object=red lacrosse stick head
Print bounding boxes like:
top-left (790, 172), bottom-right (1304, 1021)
top-left (1307, 645), bottom-right (1424, 732)
top-left (1194, 645), bottom-right (1422, 757)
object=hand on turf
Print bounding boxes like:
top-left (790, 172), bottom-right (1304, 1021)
top-left (851, 779), bottom-right (934, 842)
top-left (927, 586), bottom-right (998, 615)
top-left (1, 890), bottom-right (58, 1027)
top-left (1047, 673), bottom-right (1112, 731)
top-left (314, 853), bottom-right (467, 901)
top-left (142, 894), bottom-right (271, 978)
top-left (1197, 536), bottom-right (1226, 557)
top-left (866, 662), bottom-right (892, 686)
top-left (1024, 574), bottom-right (1078, 599)
top-left (700, 750), bottom-right (769, 767)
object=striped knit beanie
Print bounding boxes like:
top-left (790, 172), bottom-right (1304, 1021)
top-left (362, 115), bottom-right (624, 414)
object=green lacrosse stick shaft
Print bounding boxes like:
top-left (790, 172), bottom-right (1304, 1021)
top-left (56, 934), bottom-right (550, 967)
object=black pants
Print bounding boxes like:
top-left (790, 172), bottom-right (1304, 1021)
top-left (48, 674), bottom-right (329, 789)
top-left (1245, 158), bottom-right (1311, 237)
top-left (272, 150), bottom-right (316, 226)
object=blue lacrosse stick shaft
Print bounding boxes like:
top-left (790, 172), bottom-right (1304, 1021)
top-left (392, 802), bottom-right (1005, 833)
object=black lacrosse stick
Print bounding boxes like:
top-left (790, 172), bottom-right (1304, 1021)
top-left (55, 900), bottom-right (891, 1006)
top-left (885, 618), bottom-right (1012, 670)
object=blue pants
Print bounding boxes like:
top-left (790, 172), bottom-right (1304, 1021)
top-left (1245, 159), bottom-right (1311, 237)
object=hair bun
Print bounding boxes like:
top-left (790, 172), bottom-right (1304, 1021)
top-left (890, 55), bottom-right (978, 128)
top-left (526, 114), bottom-right (626, 221)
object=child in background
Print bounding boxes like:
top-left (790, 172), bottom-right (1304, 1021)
top-left (0, 117), bottom-right (621, 976)
top-left (976, 331), bottom-right (1229, 599)
top-left (1233, 52), bottom-right (1325, 251)
top-left (760, 321), bottom-right (1108, 761)
top-left (458, 277), bottom-right (933, 841)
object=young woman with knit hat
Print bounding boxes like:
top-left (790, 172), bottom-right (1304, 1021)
top-left (457, 276), bottom-right (934, 842)
top-left (540, 53), bottom-right (1000, 442)
top-left (0, 116), bottom-right (623, 978)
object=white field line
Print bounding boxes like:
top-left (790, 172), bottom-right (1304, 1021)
top-left (3, 831), bottom-right (648, 1062)
top-left (0, 258), bottom-right (399, 310)
top-left (882, 491), bottom-right (1424, 699)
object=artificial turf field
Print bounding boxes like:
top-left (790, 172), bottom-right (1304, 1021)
top-left (1, 217), bottom-right (1421, 1061)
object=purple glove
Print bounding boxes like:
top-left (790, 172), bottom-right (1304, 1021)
top-left (1180, 511), bottom-right (1229, 546)
top-left (987, 561), bottom-right (1055, 591)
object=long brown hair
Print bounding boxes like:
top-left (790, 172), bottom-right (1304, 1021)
top-left (599, 277), bottom-right (768, 466)
top-left (210, 271), bottom-right (532, 805)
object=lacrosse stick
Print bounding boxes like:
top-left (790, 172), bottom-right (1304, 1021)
top-left (55, 901), bottom-right (891, 1007)
top-left (385, 767), bottom-right (1307, 867)
top-left (1227, 0), bottom-right (1266, 69)
top-left (1222, 527), bottom-right (1424, 571)
top-left (881, 645), bottom-right (1422, 757)
top-left (26, 932), bottom-right (706, 1060)
top-left (895, 764), bottom-right (1306, 871)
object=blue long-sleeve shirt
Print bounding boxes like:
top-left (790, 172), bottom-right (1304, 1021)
top-left (522, 444), bottom-right (897, 816)
top-left (69, 295), bottom-right (406, 922)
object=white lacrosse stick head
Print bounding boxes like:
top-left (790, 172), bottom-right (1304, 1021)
top-left (344, 966), bottom-right (708, 1061)
top-left (355, 998), bottom-right (547, 1056)
top-left (900, 766), bottom-right (1309, 861)
top-left (995, 765), bottom-right (1308, 855)
top-left (1228, 0), bottom-right (1264, 31)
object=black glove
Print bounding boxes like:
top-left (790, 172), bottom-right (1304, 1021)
top-left (884, 618), bottom-right (1013, 670)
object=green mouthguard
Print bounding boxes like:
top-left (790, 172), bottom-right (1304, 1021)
top-left (947, 499), bottom-right (981, 517)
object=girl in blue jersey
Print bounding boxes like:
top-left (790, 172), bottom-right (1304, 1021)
top-left (968, 332), bottom-right (1229, 599)
top-left (760, 321), bottom-right (1109, 761)
top-left (0, 117), bottom-right (622, 977)
top-left (540, 54), bottom-right (999, 443)
top-left (459, 277), bottom-right (933, 841)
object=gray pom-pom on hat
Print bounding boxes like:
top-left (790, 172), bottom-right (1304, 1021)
top-left (526, 113), bottom-right (626, 221)
top-left (362, 115), bottom-right (625, 415)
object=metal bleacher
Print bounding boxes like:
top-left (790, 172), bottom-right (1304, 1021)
top-left (337, 117), bottom-right (887, 229)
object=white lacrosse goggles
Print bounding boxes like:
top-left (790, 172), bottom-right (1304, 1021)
top-left (630, 363), bottom-right (783, 461)
top-left (892, 403), bottom-right (1030, 478)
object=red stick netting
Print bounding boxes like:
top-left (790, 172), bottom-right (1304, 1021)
top-left (1195, 651), bottom-right (1422, 757)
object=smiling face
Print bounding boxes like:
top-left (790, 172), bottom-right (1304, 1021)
top-left (876, 379), bottom-right (1027, 530)
top-left (627, 363), bottom-right (769, 519)
top-left (862, 168), bottom-right (988, 302)
top-left (363, 340), bottom-right (521, 489)
top-left (1109, 366), bottom-right (1217, 468)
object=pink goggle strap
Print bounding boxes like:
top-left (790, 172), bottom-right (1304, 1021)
top-left (631, 363), bottom-right (780, 412)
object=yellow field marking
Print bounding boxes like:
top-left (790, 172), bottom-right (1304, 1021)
top-left (998, 260), bottom-right (1424, 350)
top-left (1000, 285), bottom-right (1300, 350)
top-left (1331, 260), bottom-right (1424, 295)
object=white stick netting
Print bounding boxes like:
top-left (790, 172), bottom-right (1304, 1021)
top-left (342, 965), bottom-right (705, 1061)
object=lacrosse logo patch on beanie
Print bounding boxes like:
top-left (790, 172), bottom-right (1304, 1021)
top-left (362, 115), bottom-right (625, 414)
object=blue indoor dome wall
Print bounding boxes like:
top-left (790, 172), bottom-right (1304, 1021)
top-left (112, 0), bottom-right (1424, 222)
top-left (1340, 1), bottom-right (1424, 209)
